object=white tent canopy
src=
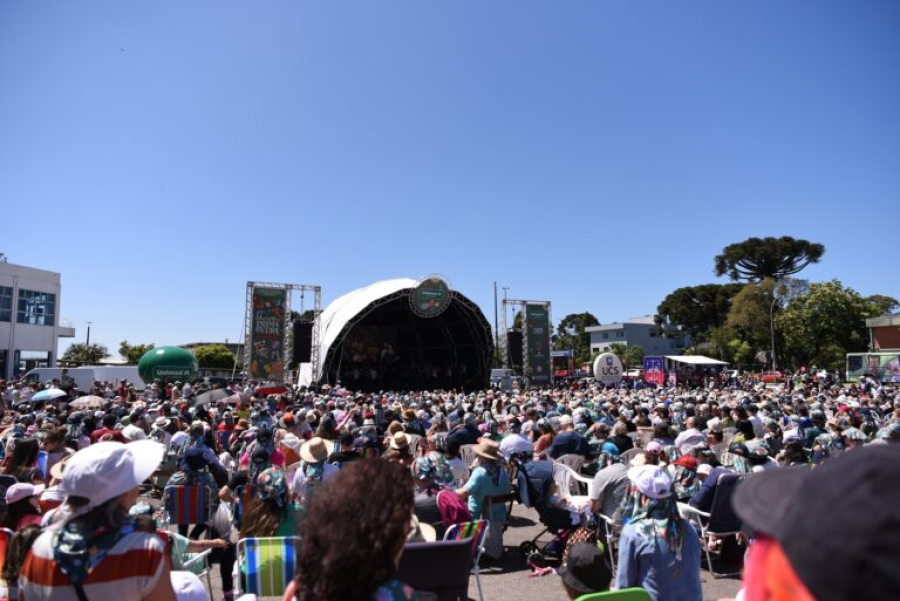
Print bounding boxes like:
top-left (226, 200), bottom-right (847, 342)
top-left (664, 355), bottom-right (729, 366)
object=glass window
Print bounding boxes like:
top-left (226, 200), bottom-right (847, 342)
top-left (603, 333), bottom-right (609, 340)
top-left (0, 286), bottom-right (11, 322)
top-left (0, 349), bottom-right (6, 378)
top-left (17, 289), bottom-right (56, 326)
top-left (616, 331), bottom-right (624, 338)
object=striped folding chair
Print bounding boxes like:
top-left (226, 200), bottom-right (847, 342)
top-left (442, 519), bottom-right (489, 601)
top-left (163, 485), bottom-right (211, 529)
top-left (236, 536), bottom-right (301, 598)
top-left (0, 528), bottom-right (13, 573)
top-left (232, 484), bottom-right (256, 530)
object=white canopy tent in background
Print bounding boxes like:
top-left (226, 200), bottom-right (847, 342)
top-left (664, 355), bottom-right (729, 366)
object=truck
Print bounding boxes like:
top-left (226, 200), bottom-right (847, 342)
top-left (22, 365), bottom-right (144, 391)
top-left (846, 352), bottom-right (900, 383)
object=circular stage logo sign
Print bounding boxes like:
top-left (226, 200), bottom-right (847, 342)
top-left (410, 277), bottom-right (452, 318)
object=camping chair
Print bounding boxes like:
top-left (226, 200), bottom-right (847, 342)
top-left (162, 485), bottom-right (212, 534)
top-left (397, 539), bottom-right (473, 601)
top-left (575, 587), bottom-right (652, 601)
top-left (618, 448), bottom-right (642, 466)
top-left (0, 528), bottom-right (13, 573)
top-left (181, 548), bottom-right (213, 592)
top-left (232, 484), bottom-right (256, 530)
top-left (37, 450), bottom-right (48, 480)
top-left (556, 453), bottom-right (585, 474)
top-left (236, 536), bottom-right (301, 598)
top-left (459, 444), bottom-right (477, 468)
top-left (680, 472), bottom-right (746, 577)
top-left (443, 520), bottom-right (489, 601)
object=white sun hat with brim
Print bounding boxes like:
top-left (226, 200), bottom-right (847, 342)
top-left (61, 440), bottom-right (165, 508)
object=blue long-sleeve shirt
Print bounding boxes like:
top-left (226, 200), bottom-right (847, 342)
top-left (688, 467), bottom-right (732, 513)
top-left (615, 520), bottom-right (703, 601)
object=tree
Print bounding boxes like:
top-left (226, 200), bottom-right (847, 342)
top-left (625, 345), bottom-right (645, 370)
top-left (608, 343), bottom-right (628, 366)
top-left (554, 312), bottom-right (600, 364)
top-left (714, 236), bottom-right (825, 281)
top-left (655, 283), bottom-right (744, 342)
top-left (863, 294), bottom-right (899, 317)
top-left (776, 280), bottom-right (874, 370)
top-left (119, 340), bottom-right (155, 364)
top-left (193, 344), bottom-right (236, 369)
top-left (61, 343), bottom-right (109, 366)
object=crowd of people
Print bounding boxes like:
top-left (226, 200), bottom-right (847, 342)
top-left (0, 370), bottom-right (896, 601)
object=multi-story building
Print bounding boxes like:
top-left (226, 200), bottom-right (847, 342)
top-left (586, 315), bottom-right (688, 356)
top-left (0, 261), bottom-right (75, 379)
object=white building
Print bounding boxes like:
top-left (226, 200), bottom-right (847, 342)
top-left (586, 315), bottom-right (689, 356)
top-left (0, 261), bottom-right (75, 379)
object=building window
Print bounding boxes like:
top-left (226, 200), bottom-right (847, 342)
top-left (603, 333), bottom-right (609, 340)
top-left (649, 328), bottom-right (657, 338)
top-left (616, 331), bottom-right (624, 338)
top-left (0, 349), bottom-right (6, 378)
top-left (17, 290), bottom-right (56, 326)
top-left (0, 286), bottom-right (11, 322)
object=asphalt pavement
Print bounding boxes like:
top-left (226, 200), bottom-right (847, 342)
top-left (195, 502), bottom-right (742, 601)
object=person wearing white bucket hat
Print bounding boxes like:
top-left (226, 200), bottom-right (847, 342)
top-left (19, 440), bottom-right (177, 601)
top-left (615, 465), bottom-right (702, 601)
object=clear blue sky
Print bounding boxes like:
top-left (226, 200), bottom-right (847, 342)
top-left (1, 1), bottom-right (898, 357)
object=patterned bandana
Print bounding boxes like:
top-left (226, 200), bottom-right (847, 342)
top-left (255, 467), bottom-right (287, 507)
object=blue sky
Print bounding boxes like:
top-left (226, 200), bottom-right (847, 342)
top-left (1, 1), bottom-right (898, 356)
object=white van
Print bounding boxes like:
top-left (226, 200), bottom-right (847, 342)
top-left (23, 366), bottom-right (144, 391)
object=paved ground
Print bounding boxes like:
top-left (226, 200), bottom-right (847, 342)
top-left (195, 502), bottom-right (741, 601)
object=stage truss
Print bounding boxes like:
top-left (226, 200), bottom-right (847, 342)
top-left (244, 281), bottom-right (322, 385)
top-left (502, 298), bottom-right (553, 388)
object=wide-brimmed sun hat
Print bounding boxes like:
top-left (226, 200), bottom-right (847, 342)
top-left (473, 439), bottom-right (501, 462)
top-left (390, 432), bottom-right (410, 450)
top-left (300, 437), bottom-right (329, 463)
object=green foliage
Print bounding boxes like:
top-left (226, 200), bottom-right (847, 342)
top-left (193, 344), bottom-right (236, 369)
top-left (607, 343), bottom-right (628, 365)
top-left (863, 294), bottom-right (899, 317)
top-left (119, 340), bottom-right (155, 364)
top-left (61, 343), bottom-right (109, 366)
top-left (776, 280), bottom-right (871, 370)
top-left (624, 345), bottom-right (645, 369)
top-left (655, 283), bottom-right (744, 341)
top-left (728, 339), bottom-right (754, 368)
top-left (714, 236), bottom-right (825, 281)
top-left (726, 278), bottom-right (781, 351)
top-left (512, 311), bottom-right (524, 331)
top-left (554, 312), bottom-right (600, 364)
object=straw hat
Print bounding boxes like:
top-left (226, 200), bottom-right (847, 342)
top-left (473, 439), bottom-right (501, 462)
top-left (300, 437), bottom-right (329, 463)
top-left (407, 515), bottom-right (437, 543)
top-left (390, 432), bottom-right (410, 451)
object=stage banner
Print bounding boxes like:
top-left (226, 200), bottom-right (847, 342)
top-left (643, 356), bottom-right (665, 387)
top-left (525, 303), bottom-right (552, 386)
top-left (250, 287), bottom-right (287, 381)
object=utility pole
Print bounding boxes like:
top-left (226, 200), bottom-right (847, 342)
top-left (85, 321), bottom-right (92, 346)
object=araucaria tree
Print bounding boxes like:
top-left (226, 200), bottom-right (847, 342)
top-left (714, 236), bottom-right (825, 281)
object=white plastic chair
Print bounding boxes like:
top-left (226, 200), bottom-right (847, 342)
top-left (619, 448), bottom-right (643, 465)
top-left (555, 453), bottom-right (585, 474)
top-left (459, 444), bottom-right (478, 467)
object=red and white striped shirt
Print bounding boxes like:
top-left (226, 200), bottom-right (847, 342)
top-left (18, 530), bottom-right (166, 601)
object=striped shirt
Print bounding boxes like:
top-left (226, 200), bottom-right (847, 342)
top-left (18, 530), bottom-right (166, 601)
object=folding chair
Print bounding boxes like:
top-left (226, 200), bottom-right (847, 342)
top-left (236, 536), bottom-right (301, 598)
top-left (575, 588), bottom-right (652, 601)
top-left (37, 451), bottom-right (48, 480)
top-left (162, 485), bottom-right (212, 534)
top-left (397, 539), bottom-right (472, 601)
top-left (181, 548), bottom-right (213, 592)
top-left (232, 484), bottom-right (256, 530)
top-left (0, 528), bottom-right (13, 573)
top-left (443, 520), bottom-right (489, 601)
top-left (680, 472), bottom-right (746, 577)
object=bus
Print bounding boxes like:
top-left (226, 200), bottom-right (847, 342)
top-left (846, 352), bottom-right (900, 383)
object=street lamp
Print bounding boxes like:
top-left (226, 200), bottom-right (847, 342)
top-left (86, 321), bottom-right (93, 346)
top-left (769, 295), bottom-right (779, 371)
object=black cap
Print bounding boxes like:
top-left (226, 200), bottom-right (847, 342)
top-left (558, 542), bottom-right (612, 594)
top-left (734, 445), bottom-right (900, 601)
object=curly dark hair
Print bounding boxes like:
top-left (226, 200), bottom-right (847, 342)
top-left (293, 460), bottom-right (414, 601)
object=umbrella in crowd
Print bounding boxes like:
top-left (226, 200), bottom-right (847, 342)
top-left (30, 388), bottom-right (67, 402)
top-left (194, 388), bottom-right (231, 405)
top-left (225, 392), bottom-right (248, 405)
top-left (68, 395), bottom-right (106, 409)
